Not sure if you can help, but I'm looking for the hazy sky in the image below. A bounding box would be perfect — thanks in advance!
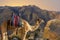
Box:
[0,0,60,11]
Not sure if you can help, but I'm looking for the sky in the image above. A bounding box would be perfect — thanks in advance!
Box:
[0,0,60,11]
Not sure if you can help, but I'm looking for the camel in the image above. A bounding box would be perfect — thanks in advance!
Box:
[10,18,44,40]
[1,19,19,40]
[1,21,8,40]
[43,19,60,40]
[1,18,44,40]
[1,19,17,40]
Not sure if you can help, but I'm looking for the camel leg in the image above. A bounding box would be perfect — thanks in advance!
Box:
[1,25,8,40]
[22,32,27,40]
[2,32,8,40]
[20,28,27,40]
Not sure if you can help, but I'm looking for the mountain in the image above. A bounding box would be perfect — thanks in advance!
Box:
[0,5,60,30]
[0,5,60,40]
[0,5,60,27]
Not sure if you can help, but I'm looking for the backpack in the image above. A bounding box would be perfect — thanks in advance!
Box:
[11,14,14,26]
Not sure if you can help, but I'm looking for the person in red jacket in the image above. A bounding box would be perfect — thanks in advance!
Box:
[14,14,19,27]
[11,13,22,27]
